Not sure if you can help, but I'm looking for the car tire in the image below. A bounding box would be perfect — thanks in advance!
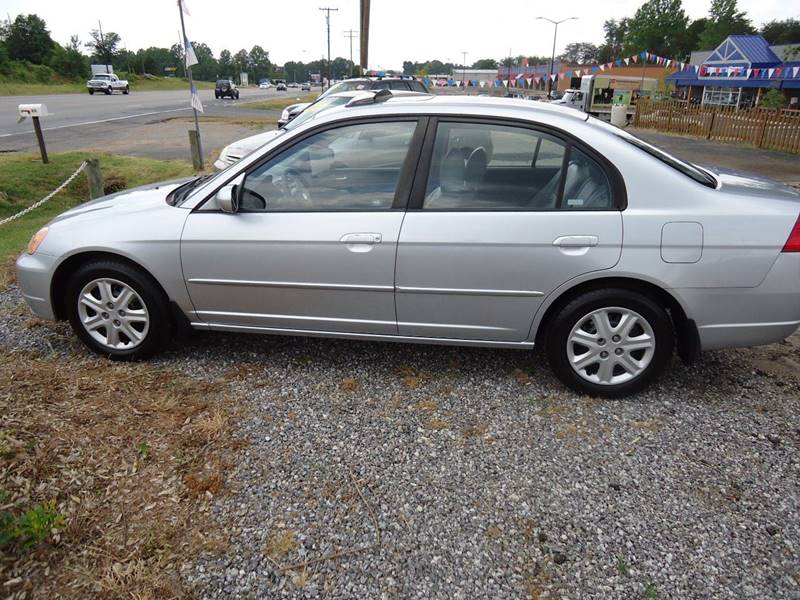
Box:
[215,93,220,99]
[545,288,674,398]
[88,89,94,95]
[234,91,240,99]
[65,260,171,360]
[123,86,129,95]
[105,86,112,95]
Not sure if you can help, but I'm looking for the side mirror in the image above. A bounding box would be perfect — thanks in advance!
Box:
[216,173,244,213]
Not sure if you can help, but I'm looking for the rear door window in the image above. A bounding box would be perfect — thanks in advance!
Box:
[421,121,613,211]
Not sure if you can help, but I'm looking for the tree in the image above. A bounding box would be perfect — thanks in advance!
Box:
[86,29,121,66]
[6,14,54,64]
[623,0,689,58]
[248,45,271,81]
[232,49,249,76]
[471,58,498,70]
[597,18,629,62]
[761,89,785,109]
[48,35,88,78]
[760,19,800,45]
[218,49,232,76]
[559,42,599,64]
[698,0,755,50]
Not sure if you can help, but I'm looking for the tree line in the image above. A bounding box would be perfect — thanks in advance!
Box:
[0,13,358,83]
[405,0,799,76]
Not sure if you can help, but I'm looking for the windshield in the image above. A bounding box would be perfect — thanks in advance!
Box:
[94,74,111,80]
[320,80,371,98]
[589,117,717,188]
[283,95,350,131]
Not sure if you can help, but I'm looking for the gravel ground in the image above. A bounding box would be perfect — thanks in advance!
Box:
[2,285,799,599]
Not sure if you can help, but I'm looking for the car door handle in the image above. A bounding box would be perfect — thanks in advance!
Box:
[340,233,382,245]
[552,235,599,248]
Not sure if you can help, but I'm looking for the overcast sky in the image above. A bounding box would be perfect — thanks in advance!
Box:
[5,0,797,69]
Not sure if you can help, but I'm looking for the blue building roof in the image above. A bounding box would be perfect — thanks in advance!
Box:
[667,35,799,89]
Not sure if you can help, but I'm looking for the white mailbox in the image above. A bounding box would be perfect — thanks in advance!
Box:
[18,103,48,118]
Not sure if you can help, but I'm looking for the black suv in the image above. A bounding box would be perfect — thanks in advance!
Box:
[215,79,240,99]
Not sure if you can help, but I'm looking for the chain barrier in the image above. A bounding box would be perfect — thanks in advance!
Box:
[0,161,88,227]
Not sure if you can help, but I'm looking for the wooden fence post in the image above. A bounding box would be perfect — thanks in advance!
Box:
[757,109,769,149]
[188,130,203,171]
[706,109,716,140]
[85,159,104,199]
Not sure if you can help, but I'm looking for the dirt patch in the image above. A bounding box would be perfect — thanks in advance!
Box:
[0,348,245,598]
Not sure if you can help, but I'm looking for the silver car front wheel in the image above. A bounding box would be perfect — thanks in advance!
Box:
[567,307,655,386]
[77,277,150,350]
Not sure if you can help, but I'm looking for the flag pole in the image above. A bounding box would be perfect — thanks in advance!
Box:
[178,0,203,169]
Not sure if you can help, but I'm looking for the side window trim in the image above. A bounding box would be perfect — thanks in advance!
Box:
[407,115,627,212]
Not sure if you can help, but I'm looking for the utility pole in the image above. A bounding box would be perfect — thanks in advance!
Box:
[98,20,110,73]
[360,0,370,75]
[536,16,577,98]
[319,7,338,90]
[461,51,468,89]
[177,0,203,169]
[344,29,358,78]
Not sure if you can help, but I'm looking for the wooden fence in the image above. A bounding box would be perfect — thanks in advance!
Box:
[633,100,800,154]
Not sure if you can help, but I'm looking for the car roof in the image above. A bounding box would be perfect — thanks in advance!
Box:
[309,94,590,126]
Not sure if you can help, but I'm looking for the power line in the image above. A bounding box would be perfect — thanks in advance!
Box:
[344,29,358,78]
[319,7,338,90]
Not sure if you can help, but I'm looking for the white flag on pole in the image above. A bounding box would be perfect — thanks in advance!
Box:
[190,83,204,113]
[184,36,198,67]
[179,0,191,16]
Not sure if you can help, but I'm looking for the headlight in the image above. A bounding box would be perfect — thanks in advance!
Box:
[27,226,48,254]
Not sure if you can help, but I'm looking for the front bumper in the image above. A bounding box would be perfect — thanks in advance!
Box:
[15,252,58,320]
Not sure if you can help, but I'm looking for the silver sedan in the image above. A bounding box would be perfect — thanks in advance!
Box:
[16,94,800,397]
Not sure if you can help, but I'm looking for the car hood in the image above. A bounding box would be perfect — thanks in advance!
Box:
[226,128,285,155]
[49,178,191,225]
[698,164,800,202]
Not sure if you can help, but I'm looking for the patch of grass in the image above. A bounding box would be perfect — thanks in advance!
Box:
[616,554,628,576]
[426,418,449,430]
[462,422,489,439]
[340,377,360,392]
[642,582,659,599]
[0,152,193,287]
[243,93,319,111]
[415,399,437,412]
[264,528,298,559]
[0,348,243,596]
[1,499,64,549]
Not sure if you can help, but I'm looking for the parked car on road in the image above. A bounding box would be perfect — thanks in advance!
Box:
[17,95,800,397]
[276,82,287,91]
[87,73,129,95]
[215,79,239,99]
[301,82,312,91]
[258,80,272,89]
[289,82,299,88]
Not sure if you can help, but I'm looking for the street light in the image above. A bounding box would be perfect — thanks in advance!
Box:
[536,16,577,98]
[461,51,468,91]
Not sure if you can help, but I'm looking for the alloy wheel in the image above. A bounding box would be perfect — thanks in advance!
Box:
[77,278,150,350]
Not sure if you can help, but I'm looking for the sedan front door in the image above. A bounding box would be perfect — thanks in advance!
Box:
[181,119,423,335]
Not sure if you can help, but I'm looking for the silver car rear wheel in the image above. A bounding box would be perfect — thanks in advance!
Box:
[77,277,150,350]
[566,306,655,386]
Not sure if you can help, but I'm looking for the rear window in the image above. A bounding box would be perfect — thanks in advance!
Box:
[216,80,230,85]
[590,117,716,188]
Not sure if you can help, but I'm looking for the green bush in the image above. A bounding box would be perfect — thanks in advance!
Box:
[761,89,786,109]
[0,497,64,549]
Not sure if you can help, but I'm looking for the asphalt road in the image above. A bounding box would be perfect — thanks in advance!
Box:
[0,86,307,163]
[0,86,287,137]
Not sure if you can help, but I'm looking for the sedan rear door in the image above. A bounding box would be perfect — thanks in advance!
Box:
[395,118,624,342]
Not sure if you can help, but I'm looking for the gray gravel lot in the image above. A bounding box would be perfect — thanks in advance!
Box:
[2,285,799,599]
